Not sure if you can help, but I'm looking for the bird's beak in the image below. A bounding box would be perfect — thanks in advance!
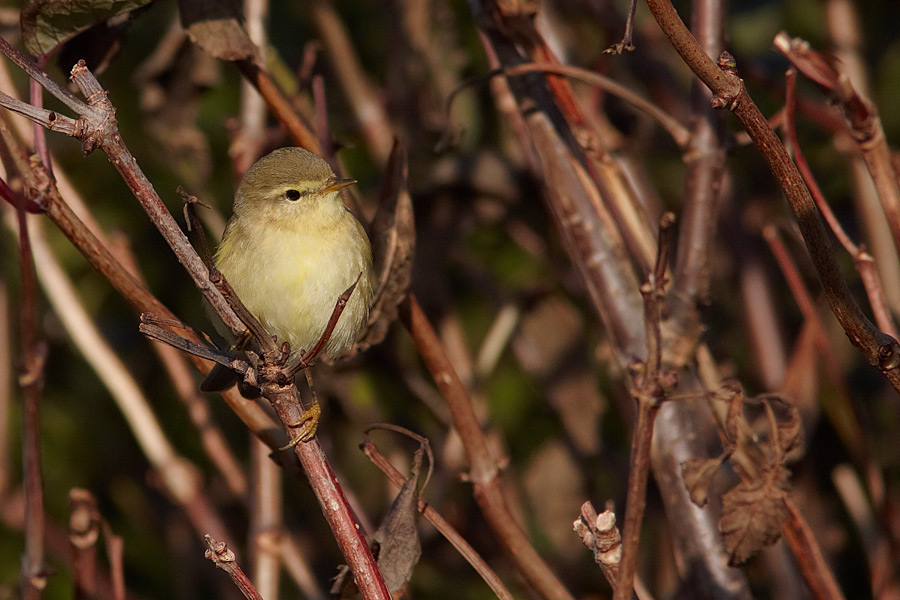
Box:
[321,177,357,194]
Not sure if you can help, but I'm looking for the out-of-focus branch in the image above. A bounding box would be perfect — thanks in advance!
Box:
[615,215,678,600]
[25,214,233,542]
[306,0,394,164]
[478,25,646,363]
[235,59,322,154]
[782,498,846,600]
[1,124,48,600]
[666,0,727,366]
[250,440,281,600]
[762,227,868,473]
[643,1,900,393]
[498,63,690,147]
[400,295,575,600]
[68,488,100,600]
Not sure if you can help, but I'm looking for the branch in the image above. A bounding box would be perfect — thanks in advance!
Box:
[643,0,900,394]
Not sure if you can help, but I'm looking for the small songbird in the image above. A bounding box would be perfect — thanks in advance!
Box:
[202,148,374,434]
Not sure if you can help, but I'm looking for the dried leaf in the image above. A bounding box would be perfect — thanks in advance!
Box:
[720,465,790,565]
[357,139,416,350]
[179,0,256,62]
[681,456,724,508]
[760,393,803,456]
[716,379,743,453]
[371,446,424,593]
[21,0,153,56]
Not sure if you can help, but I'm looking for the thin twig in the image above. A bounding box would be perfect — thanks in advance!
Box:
[10,136,47,600]
[69,488,100,600]
[781,498,846,600]
[442,63,690,148]
[614,214,678,600]
[290,274,360,373]
[783,68,898,339]
[204,535,265,600]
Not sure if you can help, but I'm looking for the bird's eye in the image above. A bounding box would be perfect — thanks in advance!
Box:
[285,189,301,201]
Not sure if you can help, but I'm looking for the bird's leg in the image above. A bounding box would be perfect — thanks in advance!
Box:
[279,369,322,447]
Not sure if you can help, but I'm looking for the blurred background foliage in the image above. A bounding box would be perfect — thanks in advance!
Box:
[0,0,899,598]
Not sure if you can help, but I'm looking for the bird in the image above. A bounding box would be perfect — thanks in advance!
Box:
[202,147,374,439]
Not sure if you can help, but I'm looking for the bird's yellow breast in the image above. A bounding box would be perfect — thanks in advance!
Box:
[215,200,373,358]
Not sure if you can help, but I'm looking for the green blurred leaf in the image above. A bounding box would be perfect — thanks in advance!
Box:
[21,0,154,56]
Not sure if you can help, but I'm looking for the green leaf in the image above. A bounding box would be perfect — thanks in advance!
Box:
[21,0,154,56]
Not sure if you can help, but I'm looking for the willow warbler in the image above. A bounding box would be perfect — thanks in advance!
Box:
[203,147,374,393]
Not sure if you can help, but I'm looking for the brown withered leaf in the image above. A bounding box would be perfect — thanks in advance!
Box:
[179,0,256,62]
[760,393,803,456]
[371,456,423,593]
[21,0,153,56]
[681,456,725,508]
[720,464,790,565]
[334,443,424,597]
[715,379,744,454]
[356,139,416,350]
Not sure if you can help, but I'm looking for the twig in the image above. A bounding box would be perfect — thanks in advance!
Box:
[614,214,678,600]
[668,0,727,366]
[102,524,126,600]
[575,502,623,589]
[139,320,244,370]
[605,0,638,54]
[831,465,895,598]
[10,132,48,600]
[442,63,690,149]
[235,59,321,154]
[69,489,100,600]
[277,537,327,600]
[774,32,900,261]
[204,535,265,600]
[642,0,900,393]
[290,274,360,373]
[306,0,393,163]
[783,68,898,339]
[782,498,846,600]
[761,226,868,470]
[250,437,282,600]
